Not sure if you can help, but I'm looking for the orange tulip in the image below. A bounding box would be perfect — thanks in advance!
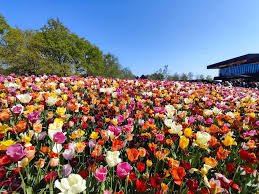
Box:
[13,120,27,133]
[91,144,102,158]
[203,157,218,168]
[112,139,124,151]
[206,124,221,134]
[0,109,10,121]
[148,143,157,152]
[170,167,186,185]
[40,146,49,154]
[33,123,42,133]
[168,158,180,168]
[76,142,86,153]
[216,146,230,160]
[126,148,139,162]
[208,136,220,147]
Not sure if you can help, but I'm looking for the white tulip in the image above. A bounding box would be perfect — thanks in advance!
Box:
[105,151,122,167]
[164,119,173,128]
[16,94,32,103]
[46,96,57,106]
[55,174,86,194]
[196,131,211,146]
[168,122,183,135]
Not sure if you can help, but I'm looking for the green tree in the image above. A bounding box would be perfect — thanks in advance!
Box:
[120,67,135,79]
[102,53,122,78]
[0,15,131,77]
[148,65,168,80]
[206,75,213,81]
[188,72,193,80]
[168,72,180,81]
[180,73,188,81]
[0,27,41,74]
[199,74,205,80]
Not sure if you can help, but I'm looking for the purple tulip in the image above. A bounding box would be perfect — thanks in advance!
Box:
[108,126,122,136]
[53,132,66,144]
[204,118,213,125]
[6,144,26,162]
[62,164,72,177]
[70,157,79,166]
[11,105,24,115]
[38,131,47,141]
[27,112,40,123]
[188,116,195,125]
[62,145,75,160]
[8,87,16,95]
[243,130,257,137]
[31,85,39,92]
[0,75,4,83]
[88,140,96,149]
[127,118,134,125]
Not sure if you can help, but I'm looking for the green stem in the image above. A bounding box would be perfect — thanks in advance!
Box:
[18,169,27,194]
[125,176,128,194]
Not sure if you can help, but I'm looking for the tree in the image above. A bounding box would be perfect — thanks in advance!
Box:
[206,75,213,81]
[180,73,188,81]
[120,67,135,79]
[188,72,193,80]
[0,15,132,77]
[148,65,169,80]
[0,28,41,74]
[102,53,121,78]
[168,72,180,81]
[199,74,205,80]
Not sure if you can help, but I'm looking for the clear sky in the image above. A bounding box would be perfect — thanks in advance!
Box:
[1,0,259,77]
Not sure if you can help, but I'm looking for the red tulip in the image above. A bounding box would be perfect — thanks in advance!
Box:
[44,171,58,184]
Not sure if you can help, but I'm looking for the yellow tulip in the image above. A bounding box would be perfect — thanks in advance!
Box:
[179,136,189,150]
[72,85,78,91]
[184,127,193,138]
[90,132,99,140]
[61,94,68,101]
[0,124,11,134]
[56,107,66,117]
[0,140,15,151]
[146,159,153,167]
[222,134,237,146]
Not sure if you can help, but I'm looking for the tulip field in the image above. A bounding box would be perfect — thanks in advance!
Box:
[0,75,258,194]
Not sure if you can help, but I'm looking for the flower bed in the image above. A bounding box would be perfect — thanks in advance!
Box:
[0,75,258,194]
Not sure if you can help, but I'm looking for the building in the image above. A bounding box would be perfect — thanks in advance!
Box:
[207,54,259,81]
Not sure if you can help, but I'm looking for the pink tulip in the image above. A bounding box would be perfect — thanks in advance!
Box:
[53,132,66,144]
[116,162,132,179]
[155,134,165,142]
[94,167,107,182]
[116,115,124,124]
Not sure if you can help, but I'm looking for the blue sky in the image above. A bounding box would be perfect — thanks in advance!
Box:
[1,0,259,77]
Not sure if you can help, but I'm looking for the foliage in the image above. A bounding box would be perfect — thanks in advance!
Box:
[0,15,134,78]
[148,65,168,80]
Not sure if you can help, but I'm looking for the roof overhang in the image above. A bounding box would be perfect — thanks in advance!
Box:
[207,54,259,69]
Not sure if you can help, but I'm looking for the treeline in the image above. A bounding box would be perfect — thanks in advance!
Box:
[137,65,213,81]
[0,15,135,78]
[0,14,213,81]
